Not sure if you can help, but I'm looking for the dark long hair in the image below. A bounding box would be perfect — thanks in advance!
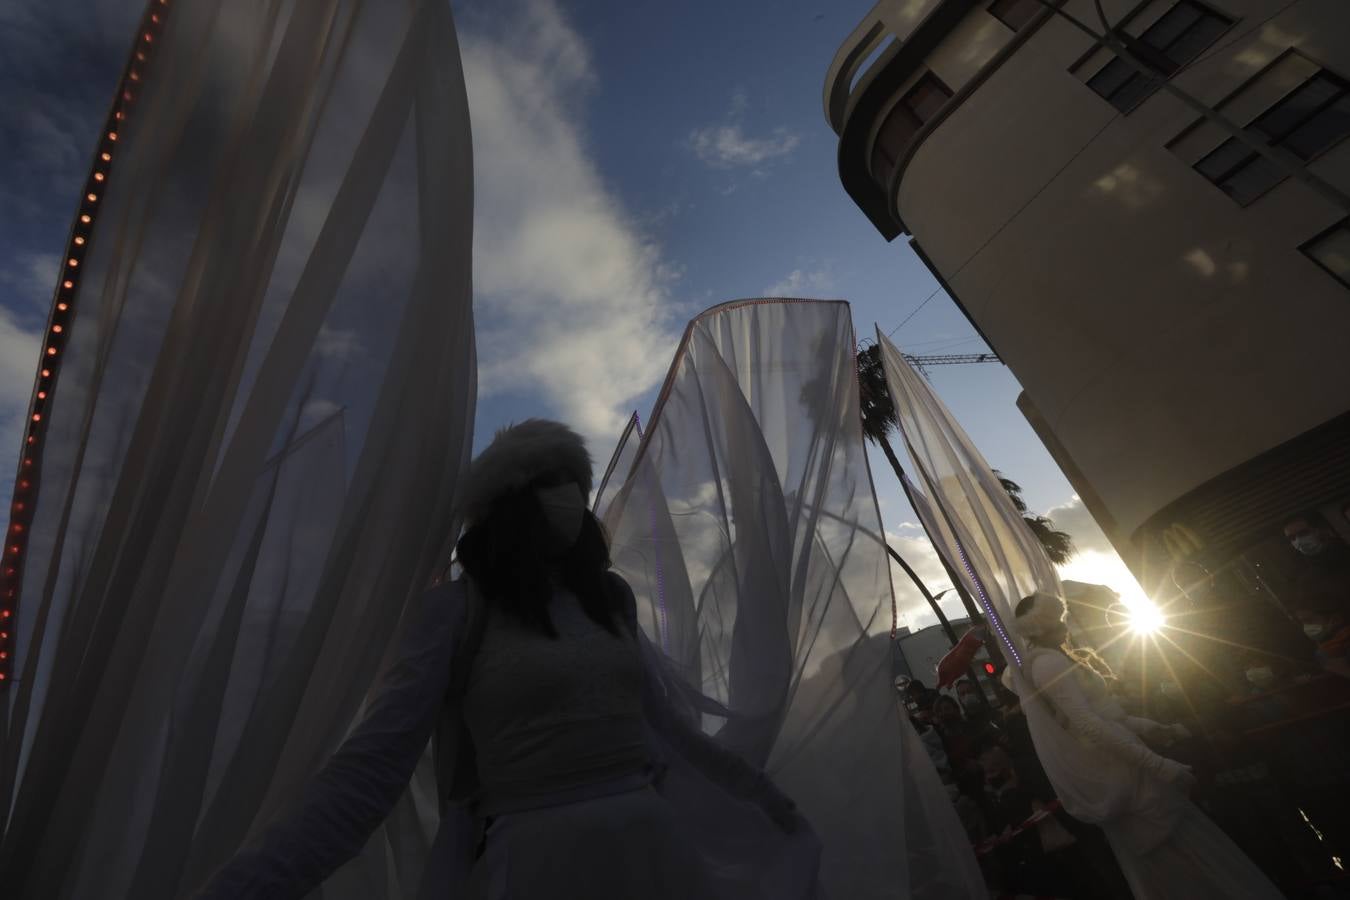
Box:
[455,479,623,637]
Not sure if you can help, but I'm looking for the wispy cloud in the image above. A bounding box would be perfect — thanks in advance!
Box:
[763,267,835,297]
[1043,494,1113,556]
[885,492,1151,634]
[688,90,800,170]
[1044,494,1150,605]
[0,1,136,220]
[885,528,963,632]
[0,305,43,482]
[463,0,680,441]
[0,252,63,313]
[314,326,364,362]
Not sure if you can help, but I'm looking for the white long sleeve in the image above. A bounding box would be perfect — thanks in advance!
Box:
[1029,652,1183,784]
[192,582,466,899]
[1122,715,1174,743]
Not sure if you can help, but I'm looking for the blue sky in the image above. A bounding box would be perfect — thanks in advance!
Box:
[0,0,1144,628]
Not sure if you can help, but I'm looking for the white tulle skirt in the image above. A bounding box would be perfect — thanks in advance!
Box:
[1105,802,1285,900]
[467,786,728,899]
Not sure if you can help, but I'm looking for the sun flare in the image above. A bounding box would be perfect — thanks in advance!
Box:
[1125,599,1166,635]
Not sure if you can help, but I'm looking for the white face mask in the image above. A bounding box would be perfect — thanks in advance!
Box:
[959,694,981,710]
[1304,623,1326,640]
[535,482,586,550]
[1291,534,1326,557]
[1245,666,1275,688]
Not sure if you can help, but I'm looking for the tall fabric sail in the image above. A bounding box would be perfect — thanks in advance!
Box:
[596,300,984,899]
[0,1,476,897]
[876,330,1165,832]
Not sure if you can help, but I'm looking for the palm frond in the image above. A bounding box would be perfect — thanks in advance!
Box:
[1025,515,1075,564]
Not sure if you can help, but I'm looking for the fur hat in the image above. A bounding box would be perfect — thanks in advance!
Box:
[463,419,593,525]
[1012,592,1067,641]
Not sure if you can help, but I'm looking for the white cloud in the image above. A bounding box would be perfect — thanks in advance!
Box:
[689,125,800,169]
[687,91,800,170]
[463,0,679,441]
[1044,494,1150,606]
[728,88,749,117]
[314,326,364,362]
[884,493,1153,634]
[763,267,835,298]
[20,107,84,175]
[885,528,967,633]
[0,252,63,312]
[0,305,44,488]
[1059,549,1147,607]
[1043,494,1114,556]
[297,398,342,432]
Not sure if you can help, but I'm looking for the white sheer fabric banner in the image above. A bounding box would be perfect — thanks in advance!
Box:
[0,2,475,897]
[876,331,1160,829]
[596,300,983,899]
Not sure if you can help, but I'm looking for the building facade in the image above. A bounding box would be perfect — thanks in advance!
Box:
[827,0,1350,593]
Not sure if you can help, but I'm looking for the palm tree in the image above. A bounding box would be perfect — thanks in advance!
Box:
[994,473,1075,564]
[857,342,911,490]
[856,341,1075,596]
[856,342,977,637]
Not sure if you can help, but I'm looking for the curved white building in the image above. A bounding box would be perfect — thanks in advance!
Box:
[827,0,1350,586]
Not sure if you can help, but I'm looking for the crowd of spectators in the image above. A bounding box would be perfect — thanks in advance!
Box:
[900,505,1350,898]
[902,676,1131,899]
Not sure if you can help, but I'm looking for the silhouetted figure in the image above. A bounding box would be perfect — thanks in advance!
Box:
[196,421,807,899]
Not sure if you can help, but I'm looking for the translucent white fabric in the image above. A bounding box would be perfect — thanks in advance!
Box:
[595,300,984,899]
[875,333,1283,898]
[0,2,475,897]
[876,332,1162,825]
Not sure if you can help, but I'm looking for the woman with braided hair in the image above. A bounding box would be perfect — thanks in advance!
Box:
[1010,592,1282,900]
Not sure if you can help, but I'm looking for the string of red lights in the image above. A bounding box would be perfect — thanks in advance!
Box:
[0,0,172,687]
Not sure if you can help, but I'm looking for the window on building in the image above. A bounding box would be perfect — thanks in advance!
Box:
[989,0,1042,32]
[1085,0,1232,113]
[870,73,953,186]
[1303,219,1350,289]
[1195,69,1350,204]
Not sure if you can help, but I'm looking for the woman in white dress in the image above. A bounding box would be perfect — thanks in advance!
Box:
[1011,592,1285,900]
[195,420,812,899]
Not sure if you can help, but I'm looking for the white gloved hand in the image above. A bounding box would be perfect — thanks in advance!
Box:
[1160,759,1196,793]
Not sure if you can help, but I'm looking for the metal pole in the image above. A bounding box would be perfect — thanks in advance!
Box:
[887,543,961,645]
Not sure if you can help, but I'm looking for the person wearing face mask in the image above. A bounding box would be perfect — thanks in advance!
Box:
[196,420,812,900]
[975,737,1124,900]
[932,694,1001,776]
[955,678,992,726]
[1292,601,1350,677]
[1282,511,1350,615]
[1244,662,1277,692]
[1226,650,1301,734]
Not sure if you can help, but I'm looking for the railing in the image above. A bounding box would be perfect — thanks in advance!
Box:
[822,0,941,133]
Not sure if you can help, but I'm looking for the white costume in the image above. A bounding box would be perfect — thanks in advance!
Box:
[876,336,1288,900]
[1016,596,1284,900]
[194,421,818,899]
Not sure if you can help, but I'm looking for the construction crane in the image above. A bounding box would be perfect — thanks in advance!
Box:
[857,339,1002,376]
[903,352,1001,377]
[904,352,1000,367]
